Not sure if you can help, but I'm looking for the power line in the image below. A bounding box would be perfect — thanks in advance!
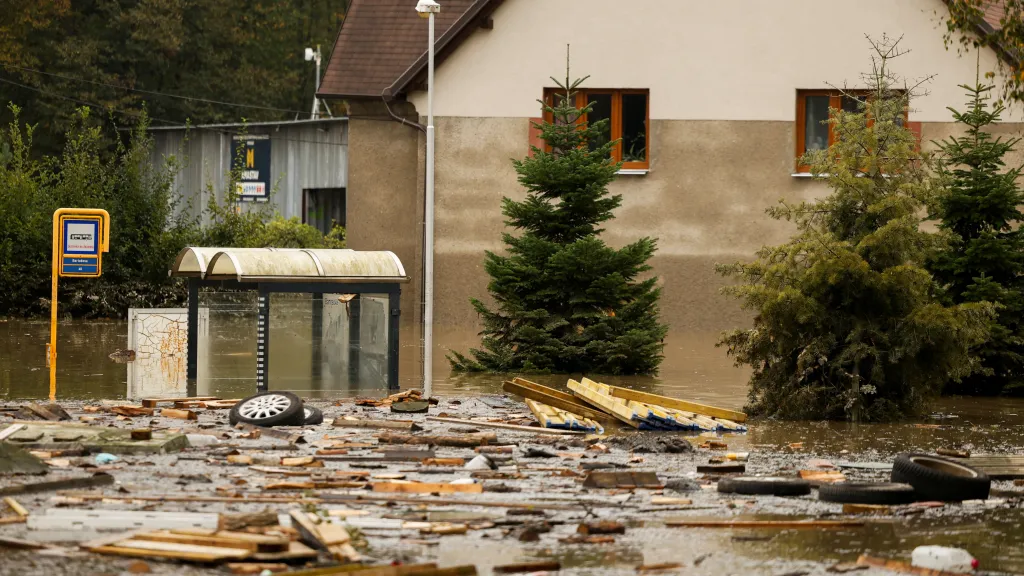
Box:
[2,63,315,116]
[0,74,353,149]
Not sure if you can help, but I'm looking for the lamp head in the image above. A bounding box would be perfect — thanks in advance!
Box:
[416,0,440,17]
[304,47,315,61]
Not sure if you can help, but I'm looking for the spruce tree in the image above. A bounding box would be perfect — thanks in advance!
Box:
[929,81,1024,395]
[717,38,993,421]
[449,68,667,375]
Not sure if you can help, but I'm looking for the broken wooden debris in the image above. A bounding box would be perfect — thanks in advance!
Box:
[141,396,220,409]
[842,504,892,515]
[3,497,28,518]
[936,448,970,458]
[0,423,25,441]
[288,510,360,563]
[391,401,430,414]
[427,416,586,436]
[583,471,662,489]
[799,470,847,484]
[955,455,1024,480]
[160,408,197,420]
[493,561,561,573]
[353,389,424,408]
[111,406,155,417]
[130,428,153,441]
[378,432,499,447]
[233,423,305,444]
[0,535,51,550]
[577,520,626,535]
[332,417,423,432]
[372,481,483,494]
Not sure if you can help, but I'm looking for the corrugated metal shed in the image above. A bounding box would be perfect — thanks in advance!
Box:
[149,118,348,226]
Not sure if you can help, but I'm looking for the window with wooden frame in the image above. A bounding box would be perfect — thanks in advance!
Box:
[543,88,650,171]
[795,89,908,173]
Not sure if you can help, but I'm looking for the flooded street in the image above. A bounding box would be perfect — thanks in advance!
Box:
[3,318,1024,573]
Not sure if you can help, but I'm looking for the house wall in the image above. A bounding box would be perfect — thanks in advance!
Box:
[344,104,425,327]
[408,0,1017,122]
[388,0,1024,339]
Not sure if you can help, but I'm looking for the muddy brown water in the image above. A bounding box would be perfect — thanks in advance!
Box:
[3,319,1024,573]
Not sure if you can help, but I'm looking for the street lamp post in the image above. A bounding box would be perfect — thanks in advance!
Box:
[304,46,322,119]
[416,0,440,398]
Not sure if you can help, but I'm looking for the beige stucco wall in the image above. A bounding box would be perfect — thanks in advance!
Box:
[409,0,1019,123]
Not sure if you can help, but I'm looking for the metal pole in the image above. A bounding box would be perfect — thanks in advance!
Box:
[423,12,435,398]
[312,46,321,119]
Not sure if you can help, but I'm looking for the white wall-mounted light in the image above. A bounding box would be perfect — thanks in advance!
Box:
[304,47,316,62]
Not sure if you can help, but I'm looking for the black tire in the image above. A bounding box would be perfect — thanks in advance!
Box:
[818,482,917,505]
[890,453,990,502]
[229,392,305,427]
[303,406,324,426]
[717,476,811,496]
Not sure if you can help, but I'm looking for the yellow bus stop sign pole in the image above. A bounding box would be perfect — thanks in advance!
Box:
[49,208,110,401]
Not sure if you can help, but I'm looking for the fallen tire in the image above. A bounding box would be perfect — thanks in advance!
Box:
[229,392,305,427]
[818,482,917,505]
[890,453,990,502]
[303,406,324,426]
[717,476,811,496]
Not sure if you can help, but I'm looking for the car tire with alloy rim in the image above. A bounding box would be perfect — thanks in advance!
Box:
[229,392,305,427]
[303,406,324,426]
[890,453,990,502]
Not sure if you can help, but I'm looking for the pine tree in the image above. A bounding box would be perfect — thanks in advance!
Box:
[449,67,667,375]
[929,80,1024,395]
[717,38,993,421]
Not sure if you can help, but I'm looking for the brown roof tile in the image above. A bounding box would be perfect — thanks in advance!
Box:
[319,0,478,98]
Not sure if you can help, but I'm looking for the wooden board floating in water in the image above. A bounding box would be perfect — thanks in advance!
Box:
[959,455,1024,480]
[604,385,747,423]
[525,399,602,433]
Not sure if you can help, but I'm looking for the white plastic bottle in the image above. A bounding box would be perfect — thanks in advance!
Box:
[911,546,978,572]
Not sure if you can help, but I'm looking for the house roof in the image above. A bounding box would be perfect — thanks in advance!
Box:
[318,0,502,99]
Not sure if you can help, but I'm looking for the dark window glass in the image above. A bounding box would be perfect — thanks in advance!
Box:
[804,95,831,153]
[841,95,860,114]
[587,93,612,154]
[305,188,346,235]
[621,93,647,162]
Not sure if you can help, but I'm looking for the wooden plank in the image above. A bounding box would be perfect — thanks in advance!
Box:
[0,423,24,441]
[959,455,1024,480]
[665,520,864,528]
[169,530,289,552]
[0,535,51,550]
[3,497,27,517]
[92,538,252,559]
[132,531,262,552]
[332,418,422,432]
[425,416,585,436]
[141,396,220,409]
[160,408,197,420]
[377,432,498,448]
[566,379,639,428]
[503,379,615,423]
[372,482,483,494]
[525,399,601,433]
[603,384,747,423]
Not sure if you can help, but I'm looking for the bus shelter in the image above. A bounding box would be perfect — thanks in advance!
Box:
[170,247,407,394]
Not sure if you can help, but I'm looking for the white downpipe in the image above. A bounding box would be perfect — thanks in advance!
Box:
[423,12,436,398]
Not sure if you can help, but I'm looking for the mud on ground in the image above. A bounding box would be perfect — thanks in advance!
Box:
[0,395,1022,576]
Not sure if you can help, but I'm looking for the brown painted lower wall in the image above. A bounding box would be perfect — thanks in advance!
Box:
[345,114,425,325]
[346,114,1024,354]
